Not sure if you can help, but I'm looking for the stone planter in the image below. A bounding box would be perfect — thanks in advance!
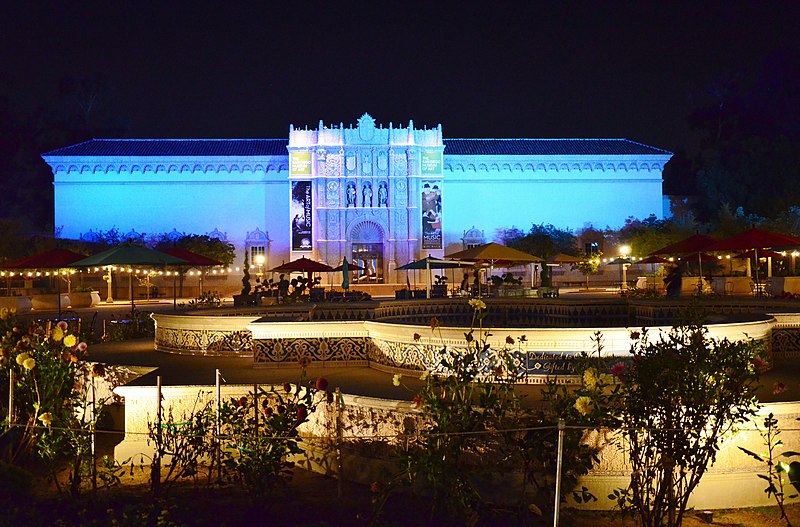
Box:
[0,296,33,314]
[31,293,71,311]
[69,291,101,308]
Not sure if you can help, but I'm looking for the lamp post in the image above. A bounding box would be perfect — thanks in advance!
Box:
[619,245,631,290]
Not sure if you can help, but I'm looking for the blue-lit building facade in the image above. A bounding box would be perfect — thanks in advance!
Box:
[43,113,672,285]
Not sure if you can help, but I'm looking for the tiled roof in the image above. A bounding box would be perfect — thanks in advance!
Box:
[43,139,289,157]
[443,139,672,156]
[43,137,671,157]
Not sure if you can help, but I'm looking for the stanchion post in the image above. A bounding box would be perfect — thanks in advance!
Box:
[335,386,343,500]
[7,370,14,431]
[253,383,259,438]
[553,419,566,527]
[91,377,97,492]
[215,369,222,484]
[152,375,162,496]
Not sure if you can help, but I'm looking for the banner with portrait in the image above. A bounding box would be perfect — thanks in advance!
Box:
[291,181,312,251]
[421,180,442,249]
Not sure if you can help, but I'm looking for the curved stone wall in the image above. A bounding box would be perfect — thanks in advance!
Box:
[113,381,800,511]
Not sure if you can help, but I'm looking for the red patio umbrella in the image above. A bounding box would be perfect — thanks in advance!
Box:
[704,228,800,284]
[269,256,334,285]
[161,247,223,266]
[3,248,88,269]
[3,248,89,318]
[734,249,784,260]
[651,234,719,286]
[161,247,224,308]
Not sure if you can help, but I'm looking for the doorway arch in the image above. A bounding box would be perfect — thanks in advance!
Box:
[350,221,385,284]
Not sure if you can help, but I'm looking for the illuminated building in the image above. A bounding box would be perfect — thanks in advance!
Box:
[43,113,671,284]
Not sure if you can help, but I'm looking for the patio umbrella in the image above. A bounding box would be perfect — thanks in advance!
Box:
[269,256,334,286]
[340,258,350,290]
[396,256,473,299]
[161,247,224,309]
[71,244,189,312]
[704,228,800,284]
[635,255,671,265]
[651,234,718,290]
[3,248,88,318]
[447,242,543,291]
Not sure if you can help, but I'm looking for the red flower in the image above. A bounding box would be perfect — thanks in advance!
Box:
[773,382,788,395]
[297,405,308,422]
[326,390,334,404]
[519,335,527,342]
[430,317,440,331]
[283,382,291,393]
[316,377,329,391]
[265,406,274,416]
[610,362,626,378]
[412,395,422,409]
[413,333,421,341]
[238,396,247,407]
[505,336,515,345]
[277,405,286,415]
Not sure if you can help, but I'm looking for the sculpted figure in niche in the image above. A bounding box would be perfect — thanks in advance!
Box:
[362,183,373,207]
[346,182,357,207]
[378,182,388,207]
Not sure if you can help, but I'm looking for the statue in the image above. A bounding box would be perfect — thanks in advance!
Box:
[346,182,357,207]
[378,182,388,207]
[362,183,373,207]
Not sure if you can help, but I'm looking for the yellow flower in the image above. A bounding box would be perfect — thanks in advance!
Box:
[16,352,29,365]
[22,357,36,370]
[583,369,598,390]
[419,370,430,381]
[38,412,53,427]
[574,396,594,416]
[51,327,64,342]
[63,334,77,348]
[468,299,487,311]
[392,374,402,387]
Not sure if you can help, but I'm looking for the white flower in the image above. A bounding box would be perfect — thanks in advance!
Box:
[392,374,402,387]
[38,412,53,427]
[468,299,487,311]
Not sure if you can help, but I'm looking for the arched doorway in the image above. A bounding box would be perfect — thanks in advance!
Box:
[350,221,384,284]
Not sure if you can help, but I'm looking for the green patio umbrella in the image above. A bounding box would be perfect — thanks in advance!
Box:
[71,244,189,312]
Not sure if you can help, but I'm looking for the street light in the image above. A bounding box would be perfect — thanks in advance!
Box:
[619,245,631,290]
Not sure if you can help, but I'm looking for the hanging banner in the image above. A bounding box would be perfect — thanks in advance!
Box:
[421,151,442,175]
[290,152,312,175]
[421,180,442,249]
[291,181,312,251]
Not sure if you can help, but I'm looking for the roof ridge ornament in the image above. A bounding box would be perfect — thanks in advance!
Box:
[358,113,376,141]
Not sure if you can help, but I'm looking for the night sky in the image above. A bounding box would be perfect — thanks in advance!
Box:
[2,2,798,153]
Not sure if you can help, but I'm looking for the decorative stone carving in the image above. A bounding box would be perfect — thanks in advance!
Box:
[377,152,388,173]
[357,113,376,142]
[362,152,372,174]
[326,180,339,207]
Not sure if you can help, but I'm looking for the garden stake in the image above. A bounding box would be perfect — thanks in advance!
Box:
[91,376,97,492]
[553,419,565,527]
[215,369,222,484]
[336,386,343,499]
[153,375,162,496]
[253,383,259,437]
[7,369,13,432]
